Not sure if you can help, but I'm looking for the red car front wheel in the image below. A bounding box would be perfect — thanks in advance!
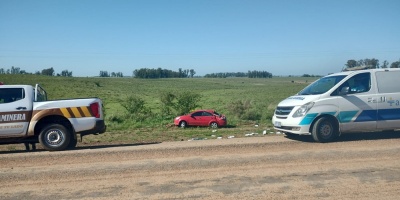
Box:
[179,121,187,128]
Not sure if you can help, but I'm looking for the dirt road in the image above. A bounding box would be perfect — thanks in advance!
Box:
[1,133,400,200]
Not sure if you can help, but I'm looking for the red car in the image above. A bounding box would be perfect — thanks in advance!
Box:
[174,110,227,128]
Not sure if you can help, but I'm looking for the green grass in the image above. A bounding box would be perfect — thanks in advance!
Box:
[0,74,317,144]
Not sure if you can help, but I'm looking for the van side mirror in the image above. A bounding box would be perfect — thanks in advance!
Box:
[339,86,350,95]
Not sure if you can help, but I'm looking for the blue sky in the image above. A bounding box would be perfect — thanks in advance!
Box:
[1,0,399,77]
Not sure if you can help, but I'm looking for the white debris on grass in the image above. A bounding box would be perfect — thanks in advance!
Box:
[245,133,258,137]
[212,130,217,133]
[228,136,235,139]
[217,137,223,139]
[263,130,267,135]
[188,137,209,141]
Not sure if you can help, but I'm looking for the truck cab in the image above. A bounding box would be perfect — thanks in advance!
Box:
[272,68,400,142]
[0,84,106,150]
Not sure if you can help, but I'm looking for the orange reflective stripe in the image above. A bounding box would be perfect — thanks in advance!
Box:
[80,106,92,117]
[70,107,82,118]
[60,108,72,118]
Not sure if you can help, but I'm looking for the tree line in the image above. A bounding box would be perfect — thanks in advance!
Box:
[2,58,400,78]
[0,66,73,77]
[204,70,272,78]
[99,71,124,77]
[132,68,196,78]
[344,58,400,70]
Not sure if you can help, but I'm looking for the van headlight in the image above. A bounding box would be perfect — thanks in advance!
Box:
[292,102,314,118]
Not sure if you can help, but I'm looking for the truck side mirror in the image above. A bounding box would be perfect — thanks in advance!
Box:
[339,86,350,95]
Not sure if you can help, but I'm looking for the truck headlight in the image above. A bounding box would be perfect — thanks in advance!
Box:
[292,102,314,118]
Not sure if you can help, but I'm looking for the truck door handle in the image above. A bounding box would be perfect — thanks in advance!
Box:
[16,107,27,110]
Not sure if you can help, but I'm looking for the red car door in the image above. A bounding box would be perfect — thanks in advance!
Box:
[201,111,215,126]
[190,111,203,126]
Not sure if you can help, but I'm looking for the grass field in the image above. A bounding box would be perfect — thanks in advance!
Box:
[0,74,317,145]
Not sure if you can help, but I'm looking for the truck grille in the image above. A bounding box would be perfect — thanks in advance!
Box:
[275,106,294,116]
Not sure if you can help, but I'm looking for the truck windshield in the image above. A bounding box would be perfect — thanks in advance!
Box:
[298,75,347,95]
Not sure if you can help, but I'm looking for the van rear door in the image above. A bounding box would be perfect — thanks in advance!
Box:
[375,70,400,130]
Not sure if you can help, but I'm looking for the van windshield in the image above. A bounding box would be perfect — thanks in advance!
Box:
[298,75,347,95]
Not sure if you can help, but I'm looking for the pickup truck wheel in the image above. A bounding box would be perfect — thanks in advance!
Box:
[311,117,338,143]
[39,124,71,151]
[68,137,78,149]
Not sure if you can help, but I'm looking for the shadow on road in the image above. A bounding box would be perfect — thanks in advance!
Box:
[284,130,400,143]
[0,142,161,154]
[73,141,161,150]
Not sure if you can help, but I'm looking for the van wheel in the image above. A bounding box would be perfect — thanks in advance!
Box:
[39,124,71,151]
[312,117,338,143]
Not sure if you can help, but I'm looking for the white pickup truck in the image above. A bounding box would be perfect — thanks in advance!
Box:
[0,83,106,151]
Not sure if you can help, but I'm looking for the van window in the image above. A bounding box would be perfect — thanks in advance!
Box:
[335,72,371,95]
[0,88,25,104]
[376,71,400,93]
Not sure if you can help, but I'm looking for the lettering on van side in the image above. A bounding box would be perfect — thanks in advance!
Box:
[387,97,400,106]
[287,96,305,100]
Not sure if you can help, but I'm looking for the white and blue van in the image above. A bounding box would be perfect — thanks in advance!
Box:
[272,68,400,142]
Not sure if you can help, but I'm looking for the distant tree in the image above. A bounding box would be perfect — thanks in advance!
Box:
[364,58,379,69]
[183,69,190,78]
[390,61,400,68]
[61,70,73,77]
[357,59,365,67]
[99,71,110,77]
[189,69,196,78]
[345,60,357,68]
[35,71,41,75]
[381,60,389,68]
[10,66,20,74]
[41,67,55,76]
[19,70,29,74]
[178,68,183,78]
[0,68,4,74]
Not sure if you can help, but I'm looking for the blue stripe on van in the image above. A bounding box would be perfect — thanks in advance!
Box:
[354,110,377,122]
[378,108,400,120]
[299,113,318,125]
[338,111,358,123]
[296,108,400,126]
[321,112,337,116]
